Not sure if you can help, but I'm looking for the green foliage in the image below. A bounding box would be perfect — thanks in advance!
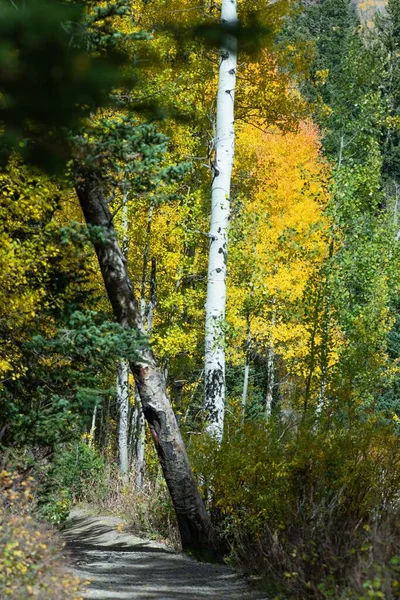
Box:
[39,441,105,524]
[188,415,400,598]
[0,0,141,170]
[0,469,84,598]
[86,463,180,546]
[1,308,142,448]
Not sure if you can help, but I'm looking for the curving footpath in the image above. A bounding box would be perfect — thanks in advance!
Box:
[63,508,267,600]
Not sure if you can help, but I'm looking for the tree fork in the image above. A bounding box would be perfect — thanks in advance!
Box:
[75,174,216,554]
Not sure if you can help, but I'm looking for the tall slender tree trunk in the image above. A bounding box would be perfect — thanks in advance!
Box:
[117,360,130,480]
[89,402,97,448]
[76,175,216,554]
[134,400,146,489]
[265,303,276,418]
[316,237,334,417]
[134,205,156,489]
[265,346,275,419]
[241,321,251,425]
[204,0,238,441]
[117,188,131,480]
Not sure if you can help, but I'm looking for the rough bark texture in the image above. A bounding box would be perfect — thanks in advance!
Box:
[117,191,131,479]
[134,398,146,489]
[89,403,97,448]
[204,0,238,441]
[117,359,130,479]
[76,175,215,554]
[241,326,251,425]
[265,346,275,419]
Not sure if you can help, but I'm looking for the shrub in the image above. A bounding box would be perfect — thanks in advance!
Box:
[38,440,105,524]
[188,412,400,599]
[85,463,181,548]
[0,469,85,599]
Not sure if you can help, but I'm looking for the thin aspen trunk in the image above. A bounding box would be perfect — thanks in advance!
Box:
[89,403,97,448]
[265,346,275,418]
[316,237,334,417]
[316,297,331,417]
[134,207,155,489]
[265,304,276,418]
[117,188,130,479]
[76,176,216,553]
[128,398,136,464]
[147,257,156,332]
[117,360,130,480]
[241,323,251,425]
[136,256,156,488]
[135,400,146,489]
[98,399,105,452]
[304,288,322,412]
[140,203,154,321]
[204,0,238,441]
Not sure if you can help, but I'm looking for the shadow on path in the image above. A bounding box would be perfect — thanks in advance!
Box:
[63,508,267,600]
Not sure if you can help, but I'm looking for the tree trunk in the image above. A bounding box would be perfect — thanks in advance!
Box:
[204,0,238,441]
[265,346,275,419]
[241,323,251,425]
[117,188,130,479]
[134,213,156,490]
[76,175,215,554]
[89,402,97,448]
[135,398,146,489]
[117,359,130,480]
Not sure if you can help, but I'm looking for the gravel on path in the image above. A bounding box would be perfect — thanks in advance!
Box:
[63,507,267,600]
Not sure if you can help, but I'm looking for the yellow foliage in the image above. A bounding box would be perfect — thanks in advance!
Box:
[0,470,85,599]
[228,121,332,377]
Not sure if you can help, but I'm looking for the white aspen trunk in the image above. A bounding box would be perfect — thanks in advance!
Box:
[117,189,130,480]
[265,346,275,419]
[135,398,146,489]
[134,204,155,489]
[88,403,97,448]
[117,360,130,479]
[204,0,238,441]
[241,324,251,425]
[140,203,154,321]
[147,257,156,333]
[316,298,331,418]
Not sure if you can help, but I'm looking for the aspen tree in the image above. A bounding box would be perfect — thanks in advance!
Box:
[204,0,238,441]
[116,189,130,480]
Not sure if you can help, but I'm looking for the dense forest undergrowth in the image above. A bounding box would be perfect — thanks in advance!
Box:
[2,0,400,598]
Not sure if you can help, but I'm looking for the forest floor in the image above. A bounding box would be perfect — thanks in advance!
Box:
[63,507,267,600]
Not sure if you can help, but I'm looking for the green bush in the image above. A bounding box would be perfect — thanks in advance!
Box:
[39,441,105,524]
[188,412,400,599]
[0,469,85,599]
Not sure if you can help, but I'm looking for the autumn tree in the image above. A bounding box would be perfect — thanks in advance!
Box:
[203,0,238,441]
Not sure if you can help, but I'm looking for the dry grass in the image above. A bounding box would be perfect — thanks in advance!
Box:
[83,463,181,550]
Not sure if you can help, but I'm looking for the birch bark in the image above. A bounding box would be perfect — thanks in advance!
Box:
[265,346,275,418]
[117,189,130,480]
[134,207,156,489]
[241,323,251,425]
[117,360,130,479]
[204,0,238,441]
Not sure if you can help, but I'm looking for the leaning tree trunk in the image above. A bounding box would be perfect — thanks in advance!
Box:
[204,0,238,441]
[76,175,215,554]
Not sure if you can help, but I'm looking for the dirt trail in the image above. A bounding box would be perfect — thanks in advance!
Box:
[63,508,267,600]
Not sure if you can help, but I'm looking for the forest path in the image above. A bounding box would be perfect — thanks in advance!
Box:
[63,507,267,600]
